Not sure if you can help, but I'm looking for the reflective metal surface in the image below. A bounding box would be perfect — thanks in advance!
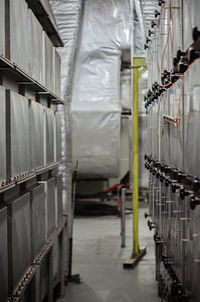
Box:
[27,10,43,84]
[30,100,45,170]
[7,193,30,293]
[45,108,55,166]
[42,32,54,91]
[55,112,62,163]
[39,178,56,239]
[0,207,8,302]
[10,91,30,178]
[0,86,6,185]
[56,174,63,226]
[53,48,61,98]
[145,0,200,300]
[10,0,28,72]
[29,184,46,260]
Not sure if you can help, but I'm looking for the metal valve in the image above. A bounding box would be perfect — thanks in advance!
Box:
[190,195,200,210]
[160,173,165,183]
[165,176,171,187]
[192,26,200,42]
[151,21,156,28]
[148,29,153,36]
[158,0,165,6]
[171,181,180,193]
[155,10,160,18]
[193,177,200,192]
[147,220,155,231]
[179,186,190,200]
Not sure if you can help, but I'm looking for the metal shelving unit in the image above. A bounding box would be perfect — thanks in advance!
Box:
[0,1,67,301]
[25,0,64,47]
[7,216,67,302]
[0,55,64,105]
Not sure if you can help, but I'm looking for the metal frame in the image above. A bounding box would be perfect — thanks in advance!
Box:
[0,55,64,105]
[25,0,63,47]
[7,216,67,302]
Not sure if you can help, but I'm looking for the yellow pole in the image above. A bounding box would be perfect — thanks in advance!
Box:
[132,57,146,258]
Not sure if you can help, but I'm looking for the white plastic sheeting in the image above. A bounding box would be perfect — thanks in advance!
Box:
[134,0,145,57]
[50,0,83,98]
[72,49,121,179]
[71,0,133,179]
[120,69,131,110]
[81,0,131,52]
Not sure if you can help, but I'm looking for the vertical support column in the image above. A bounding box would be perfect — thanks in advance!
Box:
[124,57,147,269]
[132,62,139,257]
[121,188,126,248]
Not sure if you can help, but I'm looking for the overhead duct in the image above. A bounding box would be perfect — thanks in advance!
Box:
[71,0,132,179]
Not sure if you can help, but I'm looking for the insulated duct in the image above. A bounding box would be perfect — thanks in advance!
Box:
[72,0,132,179]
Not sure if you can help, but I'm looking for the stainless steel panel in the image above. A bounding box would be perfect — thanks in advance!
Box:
[184,62,200,177]
[10,0,28,72]
[55,112,62,162]
[10,91,30,177]
[53,238,60,286]
[0,0,5,56]
[29,184,46,260]
[27,10,43,84]
[30,101,45,170]
[56,174,63,226]
[45,108,55,165]
[0,207,8,302]
[53,48,61,98]
[42,32,54,91]
[41,0,58,31]
[0,86,6,185]
[7,193,30,293]
[183,0,200,50]
[39,178,56,238]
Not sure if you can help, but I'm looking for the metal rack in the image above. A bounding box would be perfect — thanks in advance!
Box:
[0,1,67,301]
[0,55,64,105]
[143,0,200,301]
[25,0,64,47]
[7,216,67,302]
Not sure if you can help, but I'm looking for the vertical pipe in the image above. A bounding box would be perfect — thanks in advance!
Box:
[132,62,139,257]
[121,188,126,248]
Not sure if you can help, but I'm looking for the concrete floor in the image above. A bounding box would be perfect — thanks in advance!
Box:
[58,205,160,302]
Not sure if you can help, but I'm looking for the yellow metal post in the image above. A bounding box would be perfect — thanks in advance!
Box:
[124,57,147,268]
[132,64,139,256]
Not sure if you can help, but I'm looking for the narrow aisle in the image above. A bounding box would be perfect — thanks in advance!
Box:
[58,205,160,302]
